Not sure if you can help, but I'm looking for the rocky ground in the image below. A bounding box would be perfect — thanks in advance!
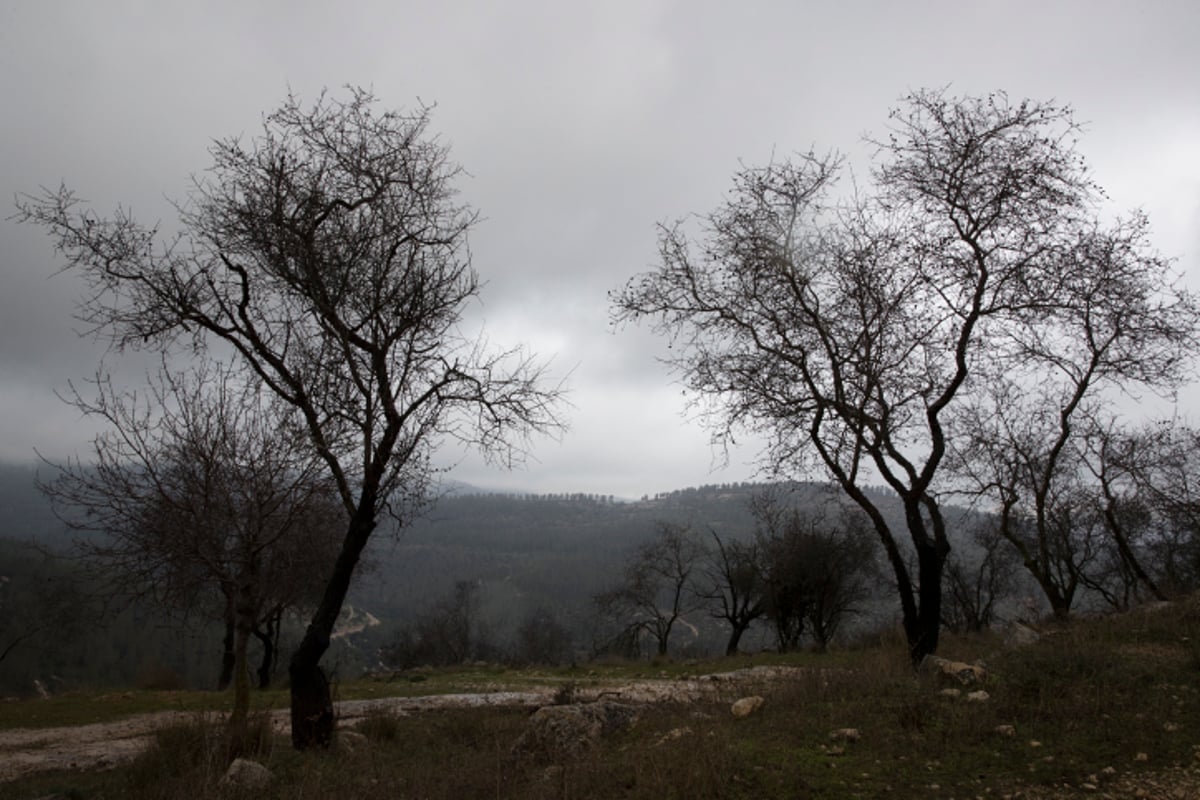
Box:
[4,663,1199,798]
[0,665,803,783]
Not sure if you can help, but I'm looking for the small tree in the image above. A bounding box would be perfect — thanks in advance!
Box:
[1094,420,1200,596]
[18,89,565,747]
[940,520,1018,633]
[614,89,1197,664]
[950,391,1105,618]
[757,506,872,652]
[39,363,340,744]
[0,543,88,673]
[513,606,573,666]
[595,521,704,657]
[698,530,767,655]
[381,579,499,669]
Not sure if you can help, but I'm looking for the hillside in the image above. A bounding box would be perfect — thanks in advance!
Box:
[1,464,962,693]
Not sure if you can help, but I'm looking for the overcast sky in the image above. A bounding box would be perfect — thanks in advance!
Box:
[2,1,1198,499]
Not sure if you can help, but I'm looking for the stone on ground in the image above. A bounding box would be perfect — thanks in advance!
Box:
[219,758,272,791]
[513,701,640,757]
[731,696,765,718]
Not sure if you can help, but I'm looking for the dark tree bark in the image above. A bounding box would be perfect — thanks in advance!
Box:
[253,607,282,689]
[288,510,375,747]
[217,598,235,691]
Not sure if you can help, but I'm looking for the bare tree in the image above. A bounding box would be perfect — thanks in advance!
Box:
[613,89,1197,664]
[698,530,767,655]
[940,519,1018,633]
[380,579,496,669]
[595,521,704,658]
[756,504,872,652]
[17,89,565,747]
[39,363,341,745]
[512,606,573,666]
[1077,420,1166,606]
[946,180,1195,615]
[0,543,87,671]
[950,391,1108,618]
[1094,420,1200,596]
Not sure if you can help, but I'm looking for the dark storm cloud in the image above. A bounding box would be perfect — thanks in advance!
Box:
[2,0,1197,497]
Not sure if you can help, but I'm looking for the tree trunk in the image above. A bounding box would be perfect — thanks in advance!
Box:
[217,596,235,691]
[911,543,946,666]
[1050,598,1072,621]
[227,568,258,757]
[253,610,280,689]
[228,618,253,754]
[1031,571,1073,620]
[1102,500,1168,602]
[289,510,376,749]
[873,525,922,665]
[724,624,746,656]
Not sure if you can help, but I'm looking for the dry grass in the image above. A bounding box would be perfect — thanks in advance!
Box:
[7,597,1200,798]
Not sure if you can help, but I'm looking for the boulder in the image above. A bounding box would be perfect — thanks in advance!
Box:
[219,758,273,791]
[731,696,765,718]
[514,701,640,758]
[1004,622,1041,647]
[921,655,987,686]
[966,690,990,703]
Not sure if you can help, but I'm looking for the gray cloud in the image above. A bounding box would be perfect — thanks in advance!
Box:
[2,0,1197,497]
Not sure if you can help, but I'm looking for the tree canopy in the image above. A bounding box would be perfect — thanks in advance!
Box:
[614,89,1198,663]
[18,88,566,747]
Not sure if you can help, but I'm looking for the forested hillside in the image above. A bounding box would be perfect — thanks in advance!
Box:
[353,483,858,661]
[4,466,917,693]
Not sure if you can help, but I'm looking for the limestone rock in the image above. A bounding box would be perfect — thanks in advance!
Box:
[921,655,988,686]
[966,690,990,703]
[829,728,861,742]
[1004,622,1041,647]
[655,726,693,746]
[731,696,765,718]
[514,701,639,757]
[219,758,273,791]
[938,688,962,699]
[994,724,1016,737]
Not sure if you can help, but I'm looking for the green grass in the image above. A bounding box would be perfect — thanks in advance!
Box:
[6,598,1200,798]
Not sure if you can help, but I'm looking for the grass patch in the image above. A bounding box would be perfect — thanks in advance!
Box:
[5,598,1200,798]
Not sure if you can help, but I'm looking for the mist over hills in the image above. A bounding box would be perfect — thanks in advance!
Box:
[1,461,943,694]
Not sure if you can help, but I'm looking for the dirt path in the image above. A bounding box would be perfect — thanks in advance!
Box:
[0,666,800,783]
